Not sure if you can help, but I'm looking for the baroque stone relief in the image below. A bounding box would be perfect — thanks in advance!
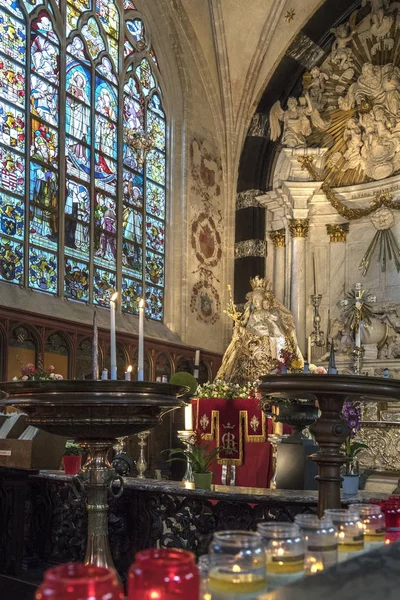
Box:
[189,268,221,325]
[191,212,222,268]
[269,0,400,187]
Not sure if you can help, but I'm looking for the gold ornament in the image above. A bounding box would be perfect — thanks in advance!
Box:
[298,156,400,221]
[288,219,309,238]
[269,229,286,247]
[284,8,295,23]
[326,223,349,242]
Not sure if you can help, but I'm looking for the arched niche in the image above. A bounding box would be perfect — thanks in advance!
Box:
[44,332,72,379]
[103,344,130,380]
[7,325,39,380]
[154,351,173,381]
[175,355,194,375]
[76,337,103,380]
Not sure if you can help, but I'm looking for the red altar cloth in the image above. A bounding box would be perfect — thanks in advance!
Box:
[192,397,274,488]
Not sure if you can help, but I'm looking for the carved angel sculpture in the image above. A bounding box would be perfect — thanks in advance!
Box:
[330,24,355,70]
[269,94,328,148]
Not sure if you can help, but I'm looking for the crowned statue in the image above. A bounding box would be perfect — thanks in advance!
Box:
[217,277,303,384]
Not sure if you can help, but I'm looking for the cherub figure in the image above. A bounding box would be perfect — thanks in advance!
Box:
[330,24,355,70]
[308,66,329,110]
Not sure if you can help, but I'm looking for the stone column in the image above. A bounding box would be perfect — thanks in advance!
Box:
[269,229,286,303]
[289,219,309,355]
[326,223,349,311]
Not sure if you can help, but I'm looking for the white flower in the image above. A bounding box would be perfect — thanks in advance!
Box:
[21,375,28,381]
[55,374,64,380]
[49,373,56,379]
[309,364,317,373]
[12,376,18,381]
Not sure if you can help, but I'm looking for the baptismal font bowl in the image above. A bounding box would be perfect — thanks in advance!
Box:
[0,380,188,573]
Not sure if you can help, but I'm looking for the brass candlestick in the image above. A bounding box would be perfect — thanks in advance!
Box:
[136,430,151,479]
[268,434,289,489]
[310,294,325,347]
[353,346,365,375]
[177,430,196,482]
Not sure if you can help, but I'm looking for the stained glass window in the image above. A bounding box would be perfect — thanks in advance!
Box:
[0,0,166,322]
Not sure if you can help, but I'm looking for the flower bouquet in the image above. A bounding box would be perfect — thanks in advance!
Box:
[341,401,368,494]
[13,363,64,381]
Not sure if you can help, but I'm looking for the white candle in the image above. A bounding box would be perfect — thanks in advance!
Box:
[92,310,99,380]
[194,349,200,379]
[307,336,312,363]
[138,298,145,381]
[313,254,318,296]
[125,365,132,381]
[101,368,108,380]
[185,404,193,431]
[110,292,118,380]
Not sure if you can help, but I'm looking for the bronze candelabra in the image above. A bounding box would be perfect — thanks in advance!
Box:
[0,380,187,573]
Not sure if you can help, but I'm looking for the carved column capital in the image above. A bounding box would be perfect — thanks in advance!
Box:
[288,219,309,238]
[326,223,349,243]
[269,229,286,248]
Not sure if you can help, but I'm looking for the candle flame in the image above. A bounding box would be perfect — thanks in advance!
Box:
[111,292,118,302]
[232,565,241,573]
[310,561,324,574]
[127,365,133,373]
[139,298,145,308]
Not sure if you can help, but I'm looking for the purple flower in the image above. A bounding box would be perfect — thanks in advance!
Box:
[342,401,361,438]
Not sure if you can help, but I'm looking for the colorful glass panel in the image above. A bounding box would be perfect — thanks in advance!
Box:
[146,149,165,185]
[97,57,117,84]
[0,0,165,319]
[66,38,90,63]
[0,57,25,106]
[23,0,44,13]
[29,247,57,293]
[95,79,117,122]
[0,100,25,152]
[121,276,142,314]
[94,153,116,193]
[96,0,119,39]
[145,285,163,320]
[66,3,81,36]
[65,180,90,256]
[122,238,142,276]
[94,192,117,266]
[0,12,25,63]
[146,181,165,220]
[64,257,89,301]
[123,0,137,10]
[146,250,164,286]
[82,18,105,59]
[0,235,23,283]
[3,0,23,19]
[0,193,24,239]
[124,38,134,58]
[31,119,58,167]
[93,267,116,307]
[123,170,143,207]
[0,147,24,195]
[126,19,146,48]
[147,110,165,151]
[66,137,91,181]
[146,215,164,253]
[136,59,155,96]
[123,205,142,244]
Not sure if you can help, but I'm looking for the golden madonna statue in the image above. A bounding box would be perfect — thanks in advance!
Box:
[217,276,303,384]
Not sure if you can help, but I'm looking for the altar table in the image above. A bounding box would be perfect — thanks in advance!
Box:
[192,397,274,487]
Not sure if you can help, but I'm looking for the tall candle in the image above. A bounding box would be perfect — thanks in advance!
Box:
[185,404,193,431]
[92,310,99,381]
[125,365,132,381]
[110,292,118,380]
[138,298,145,382]
[307,336,312,363]
[101,368,108,380]
[194,349,200,379]
[313,254,318,296]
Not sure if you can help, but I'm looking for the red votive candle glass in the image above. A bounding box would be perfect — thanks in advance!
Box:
[128,548,200,600]
[381,500,400,543]
[35,563,124,600]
